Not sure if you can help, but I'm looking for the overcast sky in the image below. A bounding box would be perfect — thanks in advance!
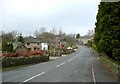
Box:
[0,0,100,36]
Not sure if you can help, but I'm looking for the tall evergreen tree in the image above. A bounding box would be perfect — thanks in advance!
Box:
[76,33,80,40]
[94,2,120,59]
[18,33,24,43]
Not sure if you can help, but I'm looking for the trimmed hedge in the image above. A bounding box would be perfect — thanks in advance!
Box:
[2,55,49,68]
[94,2,120,59]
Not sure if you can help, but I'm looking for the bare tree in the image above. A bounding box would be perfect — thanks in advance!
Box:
[58,27,63,35]
[40,27,46,34]
[51,26,57,35]
[33,30,39,37]
[11,31,18,39]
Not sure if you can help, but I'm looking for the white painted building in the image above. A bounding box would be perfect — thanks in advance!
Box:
[41,43,48,50]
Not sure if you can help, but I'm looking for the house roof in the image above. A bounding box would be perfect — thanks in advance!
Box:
[24,37,46,43]
[13,42,27,50]
[15,43,27,51]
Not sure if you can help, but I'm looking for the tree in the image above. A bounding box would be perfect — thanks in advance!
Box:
[76,33,80,40]
[94,2,120,59]
[7,42,13,52]
[58,27,63,36]
[40,27,46,34]
[2,38,8,52]
[1,31,14,52]
[17,33,24,43]
[51,26,57,35]
[2,37,13,52]
[65,34,76,47]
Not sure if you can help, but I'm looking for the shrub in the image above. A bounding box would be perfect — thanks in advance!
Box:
[2,55,49,68]
[2,50,46,57]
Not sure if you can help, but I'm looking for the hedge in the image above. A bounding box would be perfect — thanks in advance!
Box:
[2,55,49,68]
[94,2,120,59]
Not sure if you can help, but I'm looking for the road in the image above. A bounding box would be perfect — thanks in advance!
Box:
[2,45,118,83]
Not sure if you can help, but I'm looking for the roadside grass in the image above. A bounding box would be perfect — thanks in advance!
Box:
[99,55,119,65]
[90,46,119,77]
[97,53,119,77]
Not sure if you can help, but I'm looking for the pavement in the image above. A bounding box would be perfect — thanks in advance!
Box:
[49,56,61,61]
[1,45,119,83]
[49,55,68,61]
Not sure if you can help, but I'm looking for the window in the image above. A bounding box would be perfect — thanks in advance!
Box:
[34,47,37,50]
[44,43,47,45]
[27,43,30,45]
[28,48,31,51]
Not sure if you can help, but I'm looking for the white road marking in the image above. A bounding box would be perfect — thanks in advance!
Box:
[56,62,67,67]
[90,58,96,84]
[56,54,79,67]
[92,67,96,84]
[21,72,46,83]
[67,59,73,62]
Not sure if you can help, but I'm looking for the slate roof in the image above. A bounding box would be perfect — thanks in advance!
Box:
[13,42,26,50]
[24,37,47,43]
[15,42,27,51]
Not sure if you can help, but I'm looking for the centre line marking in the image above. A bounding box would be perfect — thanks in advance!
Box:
[56,54,79,67]
[21,72,46,83]
[68,59,73,62]
[56,62,66,67]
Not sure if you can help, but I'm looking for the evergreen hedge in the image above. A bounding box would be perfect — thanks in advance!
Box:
[2,55,49,68]
[94,2,120,60]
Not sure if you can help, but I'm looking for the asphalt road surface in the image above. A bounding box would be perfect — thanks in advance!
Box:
[2,45,118,83]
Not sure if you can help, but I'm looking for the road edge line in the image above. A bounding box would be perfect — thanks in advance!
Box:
[92,67,96,84]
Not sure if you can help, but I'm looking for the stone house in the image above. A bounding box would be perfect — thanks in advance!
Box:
[24,36,48,51]
[13,36,48,52]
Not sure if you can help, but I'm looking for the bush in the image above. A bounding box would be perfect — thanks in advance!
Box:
[2,55,49,68]
[2,50,45,57]
[87,40,92,47]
